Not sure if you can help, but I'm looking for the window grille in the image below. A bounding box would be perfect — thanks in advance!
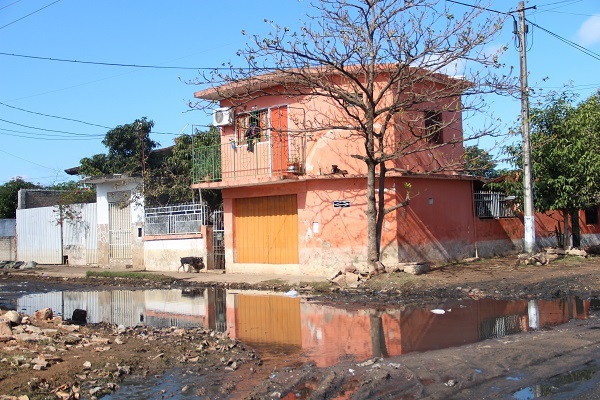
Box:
[235,109,268,145]
[144,203,206,235]
[474,191,515,218]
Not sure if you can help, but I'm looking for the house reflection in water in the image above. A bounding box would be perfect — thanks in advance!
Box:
[226,294,589,367]
[17,288,589,367]
[17,288,227,330]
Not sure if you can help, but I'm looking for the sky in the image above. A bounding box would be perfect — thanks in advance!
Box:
[1,0,599,187]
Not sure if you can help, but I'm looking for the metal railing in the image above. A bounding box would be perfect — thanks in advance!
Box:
[192,133,306,184]
[145,203,207,236]
[474,191,515,219]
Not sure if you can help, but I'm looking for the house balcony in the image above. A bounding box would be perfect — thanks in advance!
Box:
[192,133,306,187]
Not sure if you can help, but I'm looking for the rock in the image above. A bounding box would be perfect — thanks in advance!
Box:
[566,248,587,257]
[329,270,342,280]
[32,364,45,371]
[3,311,22,325]
[83,361,92,370]
[71,309,87,324]
[0,320,12,336]
[33,308,53,321]
[344,264,357,274]
[404,263,430,275]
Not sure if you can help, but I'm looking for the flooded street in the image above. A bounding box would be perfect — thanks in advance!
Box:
[4,284,599,399]
[9,286,593,365]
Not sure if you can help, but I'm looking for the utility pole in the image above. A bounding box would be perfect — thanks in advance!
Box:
[517,1,536,254]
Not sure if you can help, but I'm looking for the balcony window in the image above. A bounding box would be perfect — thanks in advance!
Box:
[236,109,268,145]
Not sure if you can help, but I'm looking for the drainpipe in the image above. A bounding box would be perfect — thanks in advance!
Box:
[471,180,479,258]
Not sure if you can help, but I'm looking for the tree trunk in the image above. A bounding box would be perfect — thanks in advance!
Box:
[366,160,378,267]
[562,209,571,249]
[570,210,581,248]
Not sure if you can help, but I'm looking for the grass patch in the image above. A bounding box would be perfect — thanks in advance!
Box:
[361,272,422,292]
[299,280,333,293]
[85,270,174,282]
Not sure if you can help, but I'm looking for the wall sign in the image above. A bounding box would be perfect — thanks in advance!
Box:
[333,200,350,208]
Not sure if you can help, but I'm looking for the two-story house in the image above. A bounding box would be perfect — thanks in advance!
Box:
[192,67,481,276]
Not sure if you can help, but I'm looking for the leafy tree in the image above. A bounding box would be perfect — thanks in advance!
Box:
[144,126,222,210]
[463,145,500,179]
[502,90,600,248]
[79,117,158,177]
[0,177,40,218]
[192,0,513,267]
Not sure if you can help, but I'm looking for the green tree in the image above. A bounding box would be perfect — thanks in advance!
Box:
[463,145,500,179]
[0,177,40,218]
[503,90,600,248]
[144,126,222,210]
[79,117,158,177]
[192,0,512,268]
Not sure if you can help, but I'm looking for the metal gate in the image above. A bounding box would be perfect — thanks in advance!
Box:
[212,210,225,270]
[108,201,132,260]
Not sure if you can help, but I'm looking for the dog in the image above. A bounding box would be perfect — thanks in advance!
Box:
[178,256,205,273]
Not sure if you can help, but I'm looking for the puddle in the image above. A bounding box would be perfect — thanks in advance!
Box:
[512,360,600,399]
[12,288,592,367]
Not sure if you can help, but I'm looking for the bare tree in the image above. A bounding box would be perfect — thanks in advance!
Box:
[190,0,514,268]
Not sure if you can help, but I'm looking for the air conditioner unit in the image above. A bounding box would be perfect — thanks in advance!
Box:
[213,107,234,126]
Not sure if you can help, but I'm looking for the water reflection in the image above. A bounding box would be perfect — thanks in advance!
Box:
[16,289,589,365]
[17,288,227,330]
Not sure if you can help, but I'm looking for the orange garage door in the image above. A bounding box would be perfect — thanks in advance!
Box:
[234,195,299,264]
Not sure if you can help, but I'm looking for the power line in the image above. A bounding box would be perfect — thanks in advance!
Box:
[527,19,600,62]
[0,130,103,141]
[0,0,61,30]
[0,51,235,70]
[0,101,180,136]
[0,117,105,136]
[0,101,112,129]
[445,0,511,16]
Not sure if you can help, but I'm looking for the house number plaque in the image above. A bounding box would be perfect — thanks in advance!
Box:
[333,201,350,208]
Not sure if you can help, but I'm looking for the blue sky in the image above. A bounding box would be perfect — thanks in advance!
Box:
[1,0,599,186]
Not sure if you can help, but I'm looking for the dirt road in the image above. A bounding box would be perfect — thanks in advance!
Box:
[1,254,600,399]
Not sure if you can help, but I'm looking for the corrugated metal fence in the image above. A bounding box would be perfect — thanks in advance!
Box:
[16,203,98,264]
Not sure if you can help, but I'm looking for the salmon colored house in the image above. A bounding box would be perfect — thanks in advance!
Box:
[192,68,600,276]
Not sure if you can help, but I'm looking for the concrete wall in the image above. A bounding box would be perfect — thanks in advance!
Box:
[143,234,205,272]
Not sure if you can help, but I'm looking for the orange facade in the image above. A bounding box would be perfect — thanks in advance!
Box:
[193,69,600,276]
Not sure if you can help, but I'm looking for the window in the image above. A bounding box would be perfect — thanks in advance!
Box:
[235,109,268,144]
[474,192,515,218]
[585,206,598,225]
[424,111,443,144]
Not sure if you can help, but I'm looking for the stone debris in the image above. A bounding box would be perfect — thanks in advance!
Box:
[0,260,37,270]
[0,307,254,399]
[519,247,590,265]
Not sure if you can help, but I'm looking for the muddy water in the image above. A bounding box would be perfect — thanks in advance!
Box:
[10,288,595,398]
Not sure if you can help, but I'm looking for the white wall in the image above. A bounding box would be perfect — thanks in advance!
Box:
[144,238,205,272]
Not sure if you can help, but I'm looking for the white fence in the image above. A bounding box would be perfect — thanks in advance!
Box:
[16,203,97,264]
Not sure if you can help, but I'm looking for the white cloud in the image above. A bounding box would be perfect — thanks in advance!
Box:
[576,14,600,47]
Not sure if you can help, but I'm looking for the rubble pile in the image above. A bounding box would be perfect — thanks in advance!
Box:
[0,308,256,399]
[329,261,431,288]
[518,247,589,266]
[0,261,37,270]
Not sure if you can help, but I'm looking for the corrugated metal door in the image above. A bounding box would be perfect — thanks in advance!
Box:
[108,202,132,260]
[16,207,62,264]
[234,195,298,264]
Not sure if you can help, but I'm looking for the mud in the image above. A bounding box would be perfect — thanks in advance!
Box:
[1,254,600,399]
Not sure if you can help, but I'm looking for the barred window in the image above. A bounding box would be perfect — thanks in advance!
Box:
[235,109,268,144]
[474,192,515,218]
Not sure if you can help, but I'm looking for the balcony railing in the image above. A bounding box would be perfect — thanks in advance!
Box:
[192,133,305,184]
